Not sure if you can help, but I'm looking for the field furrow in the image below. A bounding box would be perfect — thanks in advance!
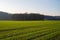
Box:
[0,21,60,40]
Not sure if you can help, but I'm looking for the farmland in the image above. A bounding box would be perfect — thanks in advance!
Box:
[0,21,60,40]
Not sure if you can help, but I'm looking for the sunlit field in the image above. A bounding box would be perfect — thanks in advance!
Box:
[0,21,60,40]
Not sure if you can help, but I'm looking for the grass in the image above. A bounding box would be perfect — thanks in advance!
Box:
[0,20,60,40]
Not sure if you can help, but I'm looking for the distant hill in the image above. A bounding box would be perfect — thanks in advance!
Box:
[44,15,60,20]
[54,16,60,20]
[44,16,55,20]
[0,11,12,20]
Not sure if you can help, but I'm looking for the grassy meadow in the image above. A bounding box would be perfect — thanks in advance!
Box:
[0,21,60,40]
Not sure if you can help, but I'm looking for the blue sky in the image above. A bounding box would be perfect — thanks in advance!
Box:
[0,0,60,16]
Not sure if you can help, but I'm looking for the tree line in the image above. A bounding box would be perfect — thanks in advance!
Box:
[12,13,44,20]
[0,11,60,20]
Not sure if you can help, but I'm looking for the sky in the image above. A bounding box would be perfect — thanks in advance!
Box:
[0,0,60,16]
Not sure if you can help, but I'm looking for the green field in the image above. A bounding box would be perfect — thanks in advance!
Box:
[0,21,60,40]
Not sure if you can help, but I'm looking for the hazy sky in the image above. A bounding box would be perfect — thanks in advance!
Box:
[0,0,60,16]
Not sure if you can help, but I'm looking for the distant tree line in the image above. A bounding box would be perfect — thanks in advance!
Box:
[0,11,60,20]
[12,13,44,20]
